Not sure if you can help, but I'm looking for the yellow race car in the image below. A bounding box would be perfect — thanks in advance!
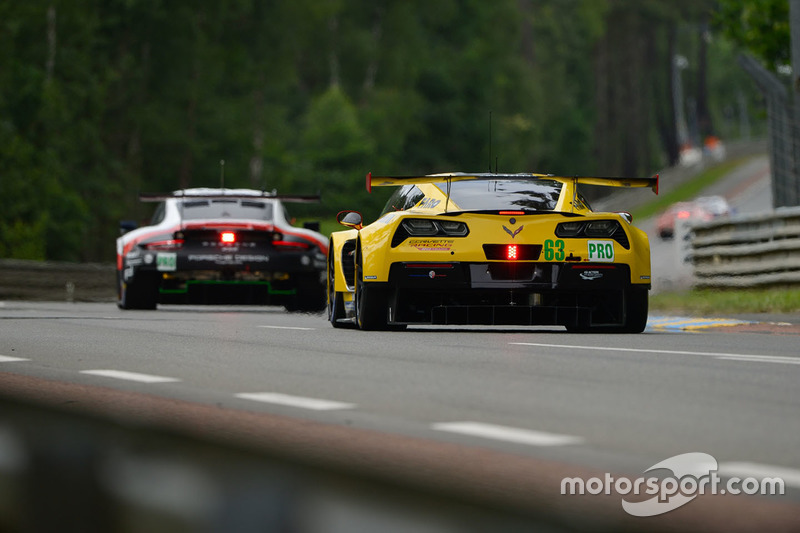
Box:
[328,172,658,332]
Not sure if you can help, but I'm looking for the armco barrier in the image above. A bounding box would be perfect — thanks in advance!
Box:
[0,259,115,301]
[691,206,800,288]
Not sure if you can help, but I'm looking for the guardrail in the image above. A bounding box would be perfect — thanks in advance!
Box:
[691,206,800,288]
[0,259,115,301]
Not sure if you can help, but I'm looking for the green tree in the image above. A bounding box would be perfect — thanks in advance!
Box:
[713,0,791,70]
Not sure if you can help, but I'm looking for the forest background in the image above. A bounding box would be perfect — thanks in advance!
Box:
[0,0,789,262]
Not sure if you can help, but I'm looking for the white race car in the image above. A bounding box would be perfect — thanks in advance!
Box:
[116,188,327,311]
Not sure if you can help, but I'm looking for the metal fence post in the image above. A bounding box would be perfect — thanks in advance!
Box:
[738,54,798,208]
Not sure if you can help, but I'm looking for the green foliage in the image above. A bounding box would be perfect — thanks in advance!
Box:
[713,0,790,70]
[0,0,770,261]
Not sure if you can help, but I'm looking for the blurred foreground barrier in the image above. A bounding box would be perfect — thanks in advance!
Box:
[0,386,547,533]
[691,206,800,288]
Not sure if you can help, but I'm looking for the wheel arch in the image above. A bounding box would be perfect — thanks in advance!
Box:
[329,229,358,293]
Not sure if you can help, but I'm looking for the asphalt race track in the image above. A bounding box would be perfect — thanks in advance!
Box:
[2,154,798,531]
[1,301,799,531]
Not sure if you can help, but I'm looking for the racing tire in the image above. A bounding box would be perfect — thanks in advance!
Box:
[328,253,349,328]
[355,250,390,331]
[565,288,648,333]
[285,273,327,314]
[117,270,158,310]
[620,287,648,333]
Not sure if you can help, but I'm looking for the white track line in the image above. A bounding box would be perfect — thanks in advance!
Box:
[0,355,29,363]
[715,355,800,365]
[81,369,180,383]
[257,325,315,331]
[432,421,584,447]
[718,462,800,489]
[510,343,800,366]
[235,392,355,411]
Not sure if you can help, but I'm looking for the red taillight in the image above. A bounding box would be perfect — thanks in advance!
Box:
[677,211,691,219]
[499,211,525,215]
[220,231,236,243]
[507,244,518,260]
[144,239,184,250]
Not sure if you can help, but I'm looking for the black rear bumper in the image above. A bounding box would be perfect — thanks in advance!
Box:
[385,261,647,327]
[122,248,325,305]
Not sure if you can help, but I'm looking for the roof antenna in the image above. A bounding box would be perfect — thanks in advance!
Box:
[220,159,225,189]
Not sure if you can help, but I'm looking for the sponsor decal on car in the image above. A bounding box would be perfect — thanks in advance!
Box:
[419,198,441,209]
[377,213,398,225]
[408,239,454,251]
[587,240,615,262]
[579,270,603,281]
[186,254,270,264]
[156,252,177,271]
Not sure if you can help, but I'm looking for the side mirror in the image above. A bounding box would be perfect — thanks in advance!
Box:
[616,212,633,224]
[337,211,363,230]
[119,220,138,235]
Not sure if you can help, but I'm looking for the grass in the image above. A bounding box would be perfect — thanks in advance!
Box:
[651,288,800,315]
[632,154,793,316]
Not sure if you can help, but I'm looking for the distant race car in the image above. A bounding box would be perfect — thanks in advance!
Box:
[117,188,328,311]
[656,196,731,239]
[328,172,658,333]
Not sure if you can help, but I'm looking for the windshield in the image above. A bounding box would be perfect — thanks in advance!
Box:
[177,199,274,220]
[380,185,426,216]
[439,179,564,211]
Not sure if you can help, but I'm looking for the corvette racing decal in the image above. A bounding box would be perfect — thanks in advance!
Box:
[408,239,454,251]
[587,240,615,262]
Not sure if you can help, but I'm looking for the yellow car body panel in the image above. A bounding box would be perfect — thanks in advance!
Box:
[328,173,657,332]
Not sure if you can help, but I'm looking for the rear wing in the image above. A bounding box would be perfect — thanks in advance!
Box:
[139,190,321,203]
[366,171,659,195]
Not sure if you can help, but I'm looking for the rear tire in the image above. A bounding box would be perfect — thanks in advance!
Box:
[355,250,390,331]
[620,287,648,333]
[565,288,648,333]
[328,252,348,328]
[118,270,158,310]
[285,273,326,313]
